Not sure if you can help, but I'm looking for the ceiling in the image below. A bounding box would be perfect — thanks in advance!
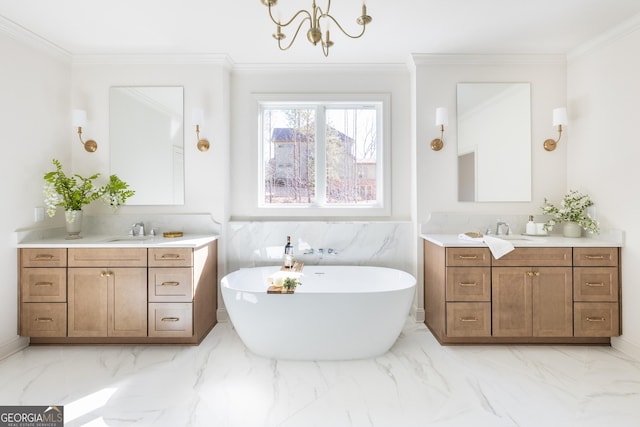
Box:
[1,0,640,64]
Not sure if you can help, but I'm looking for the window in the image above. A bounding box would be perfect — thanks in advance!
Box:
[258,95,389,216]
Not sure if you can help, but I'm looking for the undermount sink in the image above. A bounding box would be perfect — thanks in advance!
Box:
[104,236,155,243]
[496,234,545,243]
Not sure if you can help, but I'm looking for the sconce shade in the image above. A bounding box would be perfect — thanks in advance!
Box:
[544,107,567,152]
[72,109,87,127]
[191,108,204,126]
[552,107,567,126]
[435,107,449,126]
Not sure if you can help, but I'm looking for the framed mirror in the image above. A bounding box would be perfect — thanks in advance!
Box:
[457,83,531,202]
[110,86,184,205]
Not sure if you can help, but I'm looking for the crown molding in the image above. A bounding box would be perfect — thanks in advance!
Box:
[232,62,408,74]
[72,53,234,68]
[411,53,566,66]
[0,14,70,61]
[567,12,640,61]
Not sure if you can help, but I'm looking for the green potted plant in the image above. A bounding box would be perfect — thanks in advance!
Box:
[43,159,135,238]
[541,189,600,237]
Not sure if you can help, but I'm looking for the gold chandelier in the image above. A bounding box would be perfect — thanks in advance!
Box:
[260,0,372,57]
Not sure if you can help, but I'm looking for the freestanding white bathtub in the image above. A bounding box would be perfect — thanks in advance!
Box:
[221,265,416,360]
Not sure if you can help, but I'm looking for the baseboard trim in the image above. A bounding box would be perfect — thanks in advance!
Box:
[612,336,640,361]
[0,336,29,361]
[216,308,229,322]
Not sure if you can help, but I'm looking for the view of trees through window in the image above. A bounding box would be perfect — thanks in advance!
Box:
[262,104,379,206]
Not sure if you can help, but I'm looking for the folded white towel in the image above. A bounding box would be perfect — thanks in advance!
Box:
[482,235,515,259]
[457,233,515,259]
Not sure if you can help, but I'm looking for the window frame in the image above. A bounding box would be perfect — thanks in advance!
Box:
[256,93,391,218]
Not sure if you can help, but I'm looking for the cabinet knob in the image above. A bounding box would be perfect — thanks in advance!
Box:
[35,317,53,323]
[100,271,113,278]
[161,317,180,322]
[586,316,606,322]
[34,254,54,260]
[459,317,478,323]
[458,282,478,287]
[585,255,605,260]
[458,255,478,260]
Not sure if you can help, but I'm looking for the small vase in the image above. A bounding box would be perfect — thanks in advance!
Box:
[65,210,83,240]
[563,222,582,238]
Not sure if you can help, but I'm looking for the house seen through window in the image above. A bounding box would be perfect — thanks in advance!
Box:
[260,101,382,209]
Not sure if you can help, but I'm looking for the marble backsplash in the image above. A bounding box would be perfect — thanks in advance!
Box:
[226,221,414,274]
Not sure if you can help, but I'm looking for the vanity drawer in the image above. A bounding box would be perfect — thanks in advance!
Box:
[574,302,619,337]
[148,303,193,337]
[148,268,193,302]
[68,248,147,267]
[573,248,618,267]
[20,303,67,337]
[21,268,66,302]
[446,248,491,267]
[574,267,618,302]
[492,247,572,267]
[446,267,491,301]
[21,248,66,268]
[148,248,193,267]
[446,302,491,337]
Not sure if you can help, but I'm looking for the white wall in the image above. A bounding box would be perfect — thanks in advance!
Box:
[567,23,640,356]
[70,59,231,281]
[0,33,70,356]
[229,65,413,221]
[414,55,568,219]
[70,59,230,223]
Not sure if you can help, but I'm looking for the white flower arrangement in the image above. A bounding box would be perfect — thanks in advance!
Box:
[43,159,134,222]
[541,190,600,234]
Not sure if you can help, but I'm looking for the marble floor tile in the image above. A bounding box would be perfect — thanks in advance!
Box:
[1,321,640,426]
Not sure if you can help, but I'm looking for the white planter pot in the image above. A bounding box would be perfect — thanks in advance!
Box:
[562,222,582,238]
[65,210,83,239]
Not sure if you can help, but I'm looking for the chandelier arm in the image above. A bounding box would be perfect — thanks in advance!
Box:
[268,5,312,28]
[277,16,311,51]
[323,14,367,39]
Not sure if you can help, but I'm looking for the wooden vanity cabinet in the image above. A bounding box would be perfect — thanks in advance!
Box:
[424,240,619,345]
[67,248,147,337]
[19,239,218,345]
[19,249,67,337]
[147,242,218,343]
[573,247,620,337]
[492,248,573,337]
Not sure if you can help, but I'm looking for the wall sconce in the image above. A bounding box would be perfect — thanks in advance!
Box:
[191,108,210,152]
[543,107,567,151]
[72,109,97,152]
[431,107,448,151]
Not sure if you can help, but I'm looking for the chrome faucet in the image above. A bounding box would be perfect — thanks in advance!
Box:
[132,222,145,236]
[495,221,511,236]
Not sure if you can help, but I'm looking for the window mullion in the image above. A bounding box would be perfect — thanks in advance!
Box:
[315,106,327,207]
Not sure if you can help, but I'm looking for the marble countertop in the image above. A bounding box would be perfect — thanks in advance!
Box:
[420,233,623,248]
[16,233,219,249]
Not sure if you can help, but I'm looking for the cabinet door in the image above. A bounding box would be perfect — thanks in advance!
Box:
[532,267,573,337]
[492,267,532,337]
[68,268,108,337]
[109,268,147,337]
[69,267,147,337]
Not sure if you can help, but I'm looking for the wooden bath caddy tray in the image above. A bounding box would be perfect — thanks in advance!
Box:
[267,286,295,294]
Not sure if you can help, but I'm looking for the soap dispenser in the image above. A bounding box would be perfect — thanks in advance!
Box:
[526,215,536,235]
